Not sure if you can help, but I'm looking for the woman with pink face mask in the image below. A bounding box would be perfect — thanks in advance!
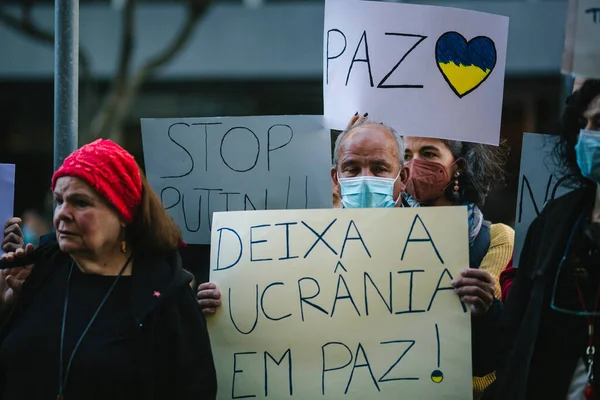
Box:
[403,137,514,399]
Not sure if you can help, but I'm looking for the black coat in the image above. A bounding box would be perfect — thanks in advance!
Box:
[0,242,217,399]
[493,187,597,399]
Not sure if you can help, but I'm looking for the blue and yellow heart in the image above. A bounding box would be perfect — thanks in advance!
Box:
[435,32,497,98]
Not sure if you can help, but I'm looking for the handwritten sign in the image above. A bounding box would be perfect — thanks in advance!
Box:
[0,164,15,255]
[562,0,600,79]
[514,133,572,266]
[323,0,509,145]
[208,207,472,399]
[141,116,332,244]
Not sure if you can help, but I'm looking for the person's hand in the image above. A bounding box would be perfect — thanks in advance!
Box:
[197,282,221,315]
[344,112,369,132]
[2,218,24,253]
[573,77,586,93]
[451,269,495,317]
[0,248,35,314]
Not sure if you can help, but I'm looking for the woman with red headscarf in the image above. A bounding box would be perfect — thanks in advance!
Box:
[0,139,216,399]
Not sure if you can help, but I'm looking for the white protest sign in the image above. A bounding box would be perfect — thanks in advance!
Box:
[0,164,15,255]
[562,0,600,79]
[209,207,472,400]
[141,116,333,244]
[514,133,572,266]
[323,0,509,145]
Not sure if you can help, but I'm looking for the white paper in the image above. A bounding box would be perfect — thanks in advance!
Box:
[513,133,572,266]
[141,116,333,244]
[0,164,15,255]
[323,0,509,145]
[562,0,600,79]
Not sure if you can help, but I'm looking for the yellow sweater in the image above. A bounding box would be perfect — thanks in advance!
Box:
[472,223,514,400]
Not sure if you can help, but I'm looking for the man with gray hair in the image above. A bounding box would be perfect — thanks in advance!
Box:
[331,112,418,209]
[197,113,419,314]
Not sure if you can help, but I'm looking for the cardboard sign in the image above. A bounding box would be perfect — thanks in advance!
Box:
[0,164,15,255]
[514,133,572,266]
[323,0,509,145]
[562,0,600,79]
[141,116,333,244]
[208,207,472,399]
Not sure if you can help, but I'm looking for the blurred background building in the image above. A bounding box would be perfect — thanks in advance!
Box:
[0,0,571,233]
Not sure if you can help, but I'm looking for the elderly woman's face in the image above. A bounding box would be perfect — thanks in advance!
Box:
[583,94,600,132]
[53,177,124,256]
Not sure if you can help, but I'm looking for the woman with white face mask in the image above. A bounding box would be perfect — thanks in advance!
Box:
[493,79,600,400]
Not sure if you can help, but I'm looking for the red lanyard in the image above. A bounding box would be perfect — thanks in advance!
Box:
[574,281,600,400]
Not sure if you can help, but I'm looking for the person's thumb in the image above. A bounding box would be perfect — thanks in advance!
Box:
[5,275,23,293]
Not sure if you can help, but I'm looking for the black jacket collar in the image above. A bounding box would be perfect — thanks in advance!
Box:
[4,238,191,328]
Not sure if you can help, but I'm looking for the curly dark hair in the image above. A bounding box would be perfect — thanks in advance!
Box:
[552,79,600,188]
[440,139,509,207]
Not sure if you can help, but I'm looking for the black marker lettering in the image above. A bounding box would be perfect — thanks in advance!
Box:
[428,268,467,312]
[302,219,339,258]
[275,222,299,260]
[194,188,222,231]
[219,192,241,211]
[364,272,392,315]
[345,343,380,394]
[191,122,222,172]
[378,340,419,382]
[261,282,292,321]
[250,224,273,262]
[267,124,293,171]
[377,33,427,89]
[298,277,329,321]
[181,193,202,233]
[220,127,260,172]
[160,186,181,211]
[326,29,347,85]
[162,122,194,178]
[232,352,258,399]
[331,274,361,317]
[346,30,374,87]
[229,286,259,335]
[586,7,600,23]
[395,270,426,315]
[264,349,293,397]
[340,220,371,258]
[321,342,353,395]
[215,227,243,271]
[401,214,444,264]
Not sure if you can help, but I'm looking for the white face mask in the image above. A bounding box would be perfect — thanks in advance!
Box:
[337,172,401,208]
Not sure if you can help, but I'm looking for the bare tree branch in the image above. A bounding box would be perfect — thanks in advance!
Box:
[133,2,205,82]
[0,5,95,104]
[114,0,136,93]
[86,0,138,142]
[88,1,209,143]
[0,6,52,43]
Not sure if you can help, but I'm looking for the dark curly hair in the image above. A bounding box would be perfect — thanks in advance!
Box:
[553,79,600,188]
[441,139,509,207]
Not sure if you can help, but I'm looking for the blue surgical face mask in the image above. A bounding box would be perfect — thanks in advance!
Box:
[338,173,400,208]
[575,129,600,183]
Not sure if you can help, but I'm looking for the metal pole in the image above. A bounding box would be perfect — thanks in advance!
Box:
[54,0,79,171]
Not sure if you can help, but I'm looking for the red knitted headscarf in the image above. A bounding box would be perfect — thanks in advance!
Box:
[51,139,143,224]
